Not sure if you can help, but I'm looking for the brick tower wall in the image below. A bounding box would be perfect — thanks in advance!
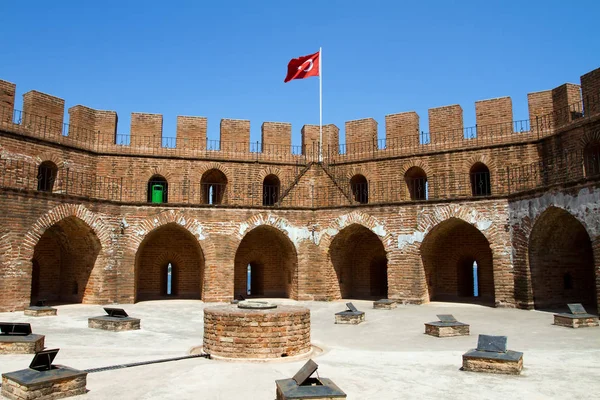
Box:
[428,104,463,145]
[385,111,420,149]
[0,80,15,123]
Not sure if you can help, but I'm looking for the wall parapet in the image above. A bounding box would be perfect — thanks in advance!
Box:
[0,66,599,164]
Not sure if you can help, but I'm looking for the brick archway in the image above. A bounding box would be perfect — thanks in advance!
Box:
[134,224,205,302]
[236,213,308,251]
[319,211,395,253]
[420,217,494,304]
[21,204,112,262]
[528,206,596,309]
[21,204,112,305]
[234,225,299,299]
[120,210,216,303]
[321,212,393,300]
[328,223,388,300]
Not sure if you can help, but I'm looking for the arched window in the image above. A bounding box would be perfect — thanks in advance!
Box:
[470,162,491,196]
[404,166,427,200]
[37,161,58,192]
[262,174,280,206]
[350,174,368,204]
[162,262,176,296]
[584,141,600,177]
[147,175,168,203]
[201,169,227,205]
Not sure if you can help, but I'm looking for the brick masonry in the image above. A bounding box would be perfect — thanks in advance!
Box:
[88,316,141,331]
[0,334,45,354]
[553,314,599,328]
[461,351,523,375]
[424,323,470,337]
[1,367,87,400]
[0,67,600,313]
[203,305,310,358]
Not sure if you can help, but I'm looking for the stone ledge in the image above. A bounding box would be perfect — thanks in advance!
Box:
[2,365,87,400]
[0,334,45,354]
[88,316,141,331]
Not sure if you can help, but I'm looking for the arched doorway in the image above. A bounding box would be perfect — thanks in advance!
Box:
[147,174,168,203]
[201,169,227,205]
[262,174,280,206]
[135,223,204,301]
[470,162,491,196]
[234,226,297,299]
[350,174,368,204]
[405,166,427,200]
[420,218,494,304]
[37,161,58,192]
[329,224,387,299]
[528,207,596,309]
[31,216,101,305]
[584,141,600,177]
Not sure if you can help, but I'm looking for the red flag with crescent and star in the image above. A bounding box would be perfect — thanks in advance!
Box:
[284,51,320,83]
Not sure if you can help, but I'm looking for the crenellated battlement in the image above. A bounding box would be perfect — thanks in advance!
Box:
[1,66,599,163]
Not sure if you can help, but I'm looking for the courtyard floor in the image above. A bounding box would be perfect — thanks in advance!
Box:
[1,299,600,399]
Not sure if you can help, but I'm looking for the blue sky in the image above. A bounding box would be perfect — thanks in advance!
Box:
[1,1,598,145]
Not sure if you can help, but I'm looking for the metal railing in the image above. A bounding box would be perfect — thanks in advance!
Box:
[2,146,598,207]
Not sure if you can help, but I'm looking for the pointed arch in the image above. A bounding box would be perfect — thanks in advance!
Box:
[234,224,298,298]
[420,217,494,304]
[127,210,216,263]
[319,211,395,253]
[236,213,304,250]
[21,204,111,262]
[328,223,388,299]
[528,206,596,309]
[135,223,205,301]
[22,206,110,305]
[415,204,499,244]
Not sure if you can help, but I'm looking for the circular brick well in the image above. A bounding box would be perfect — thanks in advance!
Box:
[203,304,311,359]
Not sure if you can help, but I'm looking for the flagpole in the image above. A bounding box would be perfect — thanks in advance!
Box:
[319,47,323,162]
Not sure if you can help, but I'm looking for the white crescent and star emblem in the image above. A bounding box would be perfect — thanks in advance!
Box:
[298,59,314,72]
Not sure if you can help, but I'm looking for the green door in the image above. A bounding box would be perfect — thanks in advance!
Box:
[152,184,164,203]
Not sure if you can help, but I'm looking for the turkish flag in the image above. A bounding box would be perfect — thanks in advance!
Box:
[284,51,320,83]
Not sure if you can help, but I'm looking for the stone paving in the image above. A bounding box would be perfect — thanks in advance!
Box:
[1,299,599,399]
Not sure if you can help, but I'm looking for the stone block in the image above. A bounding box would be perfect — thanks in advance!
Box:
[373,299,397,310]
[553,313,599,328]
[2,366,87,400]
[276,378,347,399]
[334,311,365,325]
[24,306,58,317]
[424,321,470,337]
[461,349,523,375]
[0,334,45,354]
[88,316,140,331]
